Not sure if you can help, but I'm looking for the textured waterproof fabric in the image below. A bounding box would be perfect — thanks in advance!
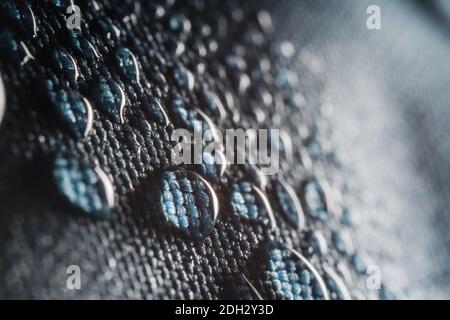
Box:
[0,0,448,300]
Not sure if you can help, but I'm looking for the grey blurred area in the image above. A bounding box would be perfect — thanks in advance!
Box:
[271,0,450,298]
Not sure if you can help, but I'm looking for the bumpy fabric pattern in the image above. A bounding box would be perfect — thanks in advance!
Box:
[0,0,397,299]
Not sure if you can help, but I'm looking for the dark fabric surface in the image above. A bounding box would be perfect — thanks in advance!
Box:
[0,0,448,299]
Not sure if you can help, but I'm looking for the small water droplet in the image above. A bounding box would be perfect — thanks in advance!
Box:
[272,179,305,229]
[51,47,79,81]
[237,73,251,94]
[301,179,328,221]
[142,96,169,126]
[257,10,273,32]
[323,265,351,300]
[172,66,195,91]
[230,181,276,229]
[115,47,140,84]
[274,41,295,59]
[275,69,298,88]
[244,164,268,190]
[68,30,100,60]
[170,95,219,142]
[91,77,126,123]
[307,231,328,256]
[52,153,115,217]
[196,149,227,183]
[331,231,354,256]
[169,14,191,34]
[44,80,93,138]
[159,169,219,239]
[198,90,226,121]
[350,254,366,274]
[225,55,247,72]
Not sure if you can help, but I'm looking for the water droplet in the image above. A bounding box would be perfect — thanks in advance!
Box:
[52,153,115,217]
[331,231,354,256]
[226,55,247,72]
[307,231,328,256]
[244,164,268,190]
[262,241,329,300]
[275,69,298,88]
[0,74,5,127]
[44,80,93,138]
[196,149,227,183]
[272,179,305,229]
[230,181,276,229]
[301,179,328,221]
[68,30,100,60]
[323,265,351,300]
[160,169,219,239]
[350,254,366,274]
[91,77,126,123]
[172,66,195,91]
[1,0,37,37]
[115,47,140,84]
[237,73,251,94]
[170,95,219,142]
[169,14,192,34]
[51,47,79,81]
[379,284,395,300]
[274,41,295,59]
[342,209,352,226]
[142,96,169,126]
[198,90,226,121]
[257,10,272,32]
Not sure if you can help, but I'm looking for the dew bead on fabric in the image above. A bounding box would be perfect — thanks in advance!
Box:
[160,169,218,239]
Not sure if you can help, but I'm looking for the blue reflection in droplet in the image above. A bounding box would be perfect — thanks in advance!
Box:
[273,179,305,229]
[44,80,93,138]
[91,77,126,123]
[51,47,79,81]
[53,153,115,217]
[302,179,328,221]
[160,169,218,239]
[115,47,140,84]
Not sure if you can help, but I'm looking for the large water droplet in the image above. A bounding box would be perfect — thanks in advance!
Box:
[262,241,329,300]
[44,80,93,138]
[52,153,115,217]
[1,0,37,37]
[301,179,328,221]
[91,77,126,123]
[272,179,305,229]
[115,47,140,84]
[160,169,219,239]
[50,47,79,81]
[230,181,276,229]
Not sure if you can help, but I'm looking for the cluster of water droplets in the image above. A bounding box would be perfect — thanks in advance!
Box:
[0,0,391,300]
